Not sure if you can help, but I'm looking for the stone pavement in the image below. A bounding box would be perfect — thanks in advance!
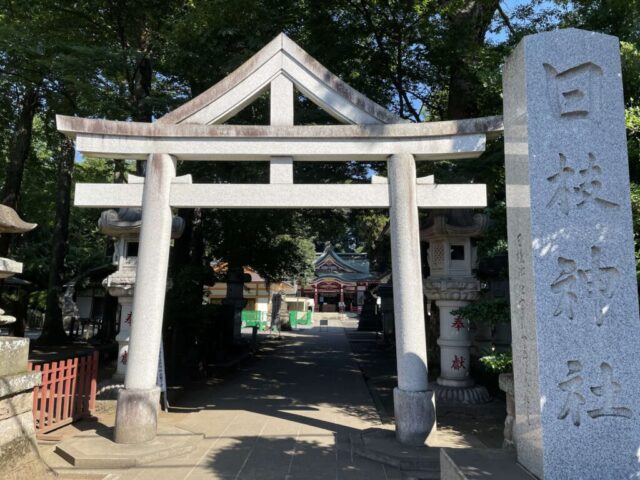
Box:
[42,317,405,479]
[343,326,505,449]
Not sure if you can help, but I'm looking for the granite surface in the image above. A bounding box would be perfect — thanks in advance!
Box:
[0,371,41,398]
[0,257,22,278]
[123,154,175,393]
[0,337,29,377]
[504,28,640,479]
[0,204,36,234]
[76,182,488,210]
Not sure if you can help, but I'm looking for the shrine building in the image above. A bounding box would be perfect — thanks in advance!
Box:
[303,244,381,313]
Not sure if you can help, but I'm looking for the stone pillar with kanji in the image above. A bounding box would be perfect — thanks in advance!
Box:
[423,211,490,404]
[504,29,640,478]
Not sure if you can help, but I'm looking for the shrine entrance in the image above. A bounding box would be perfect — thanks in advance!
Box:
[57,33,501,447]
[305,245,379,314]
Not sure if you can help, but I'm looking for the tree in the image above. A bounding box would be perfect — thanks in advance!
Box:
[0,87,39,256]
[39,138,75,344]
[7,0,609,347]
[0,1,50,256]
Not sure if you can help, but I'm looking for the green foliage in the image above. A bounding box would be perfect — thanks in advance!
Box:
[353,210,390,271]
[476,201,508,260]
[28,290,47,312]
[628,102,640,182]
[479,353,513,374]
[4,0,640,344]
[165,263,215,324]
[451,297,510,327]
[13,131,113,289]
[251,234,316,283]
[630,183,640,285]
[621,42,640,111]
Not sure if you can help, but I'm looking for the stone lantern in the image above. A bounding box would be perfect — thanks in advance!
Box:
[422,211,490,403]
[100,201,184,382]
[0,205,36,326]
[0,206,50,478]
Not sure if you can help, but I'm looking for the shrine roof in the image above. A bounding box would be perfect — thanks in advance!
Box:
[315,245,365,272]
[312,245,380,285]
[312,272,380,284]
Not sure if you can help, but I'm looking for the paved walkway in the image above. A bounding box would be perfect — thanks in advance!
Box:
[45,318,403,479]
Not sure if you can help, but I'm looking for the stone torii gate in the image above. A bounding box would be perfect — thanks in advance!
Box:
[57,33,500,446]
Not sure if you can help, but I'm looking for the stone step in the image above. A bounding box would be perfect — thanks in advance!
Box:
[54,425,203,469]
[350,428,440,479]
[440,448,535,480]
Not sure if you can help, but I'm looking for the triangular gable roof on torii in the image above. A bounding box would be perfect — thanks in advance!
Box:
[158,33,402,126]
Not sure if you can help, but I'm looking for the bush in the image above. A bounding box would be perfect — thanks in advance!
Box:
[451,297,510,327]
[479,352,512,374]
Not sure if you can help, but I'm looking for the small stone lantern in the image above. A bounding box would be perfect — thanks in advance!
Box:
[422,211,490,403]
[0,205,36,326]
[0,206,50,477]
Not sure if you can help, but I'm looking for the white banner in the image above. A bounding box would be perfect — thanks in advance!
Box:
[157,340,169,411]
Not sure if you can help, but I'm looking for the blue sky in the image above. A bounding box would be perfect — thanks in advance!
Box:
[488,0,561,43]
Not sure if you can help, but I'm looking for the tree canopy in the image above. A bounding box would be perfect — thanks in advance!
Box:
[1,0,640,341]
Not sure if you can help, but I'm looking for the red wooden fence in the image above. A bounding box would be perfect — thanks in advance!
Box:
[28,351,98,436]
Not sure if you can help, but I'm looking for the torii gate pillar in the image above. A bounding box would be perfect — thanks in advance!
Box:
[114,153,175,443]
[388,153,434,445]
[110,150,436,446]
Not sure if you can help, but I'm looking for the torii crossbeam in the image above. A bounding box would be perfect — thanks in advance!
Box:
[58,114,497,210]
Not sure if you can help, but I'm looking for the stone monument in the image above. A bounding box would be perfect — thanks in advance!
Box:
[225,266,251,340]
[423,211,490,404]
[61,282,80,334]
[0,337,52,479]
[504,28,640,478]
[377,279,395,345]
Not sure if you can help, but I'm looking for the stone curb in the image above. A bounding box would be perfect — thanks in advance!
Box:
[55,425,203,469]
[350,428,440,479]
[0,371,41,398]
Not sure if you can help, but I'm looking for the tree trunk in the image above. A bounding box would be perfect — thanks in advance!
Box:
[96,293,118,343]
[224,262,247,344]
[0,87,39,256]
[39,137,75,345]
[170,209,194,269]
[445,1,499,120]
[133,55,152,176]
[189,209,204,266]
